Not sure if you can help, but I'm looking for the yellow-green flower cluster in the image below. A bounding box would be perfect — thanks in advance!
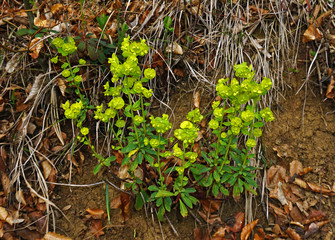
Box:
[246,138,256,148]
[149,138,160,148]
[52,37,77,57]
[260,107,274,122]
[62,100,83,119]
[186,108,203,123]
[215,63,273,106]
[174,121,199,145]
[150,114,172,134]
[241,110,254,123]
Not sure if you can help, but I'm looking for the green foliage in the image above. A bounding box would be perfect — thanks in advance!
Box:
[55,35,274,221]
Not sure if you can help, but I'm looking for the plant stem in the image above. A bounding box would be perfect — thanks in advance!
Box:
[156,134,164,187]
[140,93,147,134]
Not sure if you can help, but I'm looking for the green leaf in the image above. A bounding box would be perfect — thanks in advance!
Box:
[144,154,154,166]
[121,143,137,154]
[213,170,220,182]
[128,148,139,157]
[87,43,98,61]
[219,185,229,195]
[135,193,144,210]
[97,49,106,64]
[181,193,193,208]
[233,184,240,199]
[155,190,174,198]
[212,183,219,197]
[254,122,264,128]
[97,13,109,29]
[183,188,196,194]
[16,28,33,37]
[148,185,159,191]
[136,151,143,164]
[93,164,102,175]
[179,200,188,217]
[78,41,86,52]
[164,197,172,212]
[157,206,165,221]
[61,63,69,69]
[202,174,213,187]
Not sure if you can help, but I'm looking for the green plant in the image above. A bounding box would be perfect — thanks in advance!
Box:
[195,63,274,199]
[55,35,274,221]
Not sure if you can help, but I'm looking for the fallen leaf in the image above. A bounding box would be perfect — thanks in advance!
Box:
[41,161,53,180]
[289,160,303,178]
[86,208,104,219]
[50,4,64,14]
[267,165,287,188]
[197,210,223,225]
[303,10,332,43]
[5,53,20,73]
[241,219,258,240]
[166,42,183,55]
[230,211,244,233]
[193,90,200,108]
[16,229,42,240]
[90,219,104,239]
[1,171,11,196]
[212,226,226,237]
[57,78,67,97]
[0,207,13,225]
[42,232,72,240]
[29,38,44,59]
[286,228,302,240]
[28,211,47,233]
[15,189,26,205]
[120,192,131,221]
[200,199,221,214]
[193,227,202,240]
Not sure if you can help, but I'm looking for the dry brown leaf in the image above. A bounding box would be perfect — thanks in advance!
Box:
[86,208,104,217]
[29,211,47,233]
[29,38,43,59]
[34,17,56,28]
[200,199,221,214]
[166,42,183,55]
[16,229,42,240]
[0,207,13,225]
[50,4,64,14]
[90,219,104,239]
[15,189,26,205]
[289,206,304,223]
[193,90,200,108]
[293,178,307,189]
[110,195,121,209]
[304,210,327,224]
[289,160,303,178]
[120,192,131,221]
[41,161,53,180]
[326,74,335,99]
[1,171,11,196]
[193,228,202,240]
[5,53,20,73]
[62,205,71,211]
[212,226,226,237]
[231,211,245,233]
[241,219,258,240]
[57,78,66,97]
[286,228,302,240]
[267,165,287,188]
[197,210,223,225]
[302,10,332,43]
[42,232,72,240]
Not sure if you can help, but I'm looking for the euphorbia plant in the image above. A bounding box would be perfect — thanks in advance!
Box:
[197,62,274,199]
[54,34,274,221]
